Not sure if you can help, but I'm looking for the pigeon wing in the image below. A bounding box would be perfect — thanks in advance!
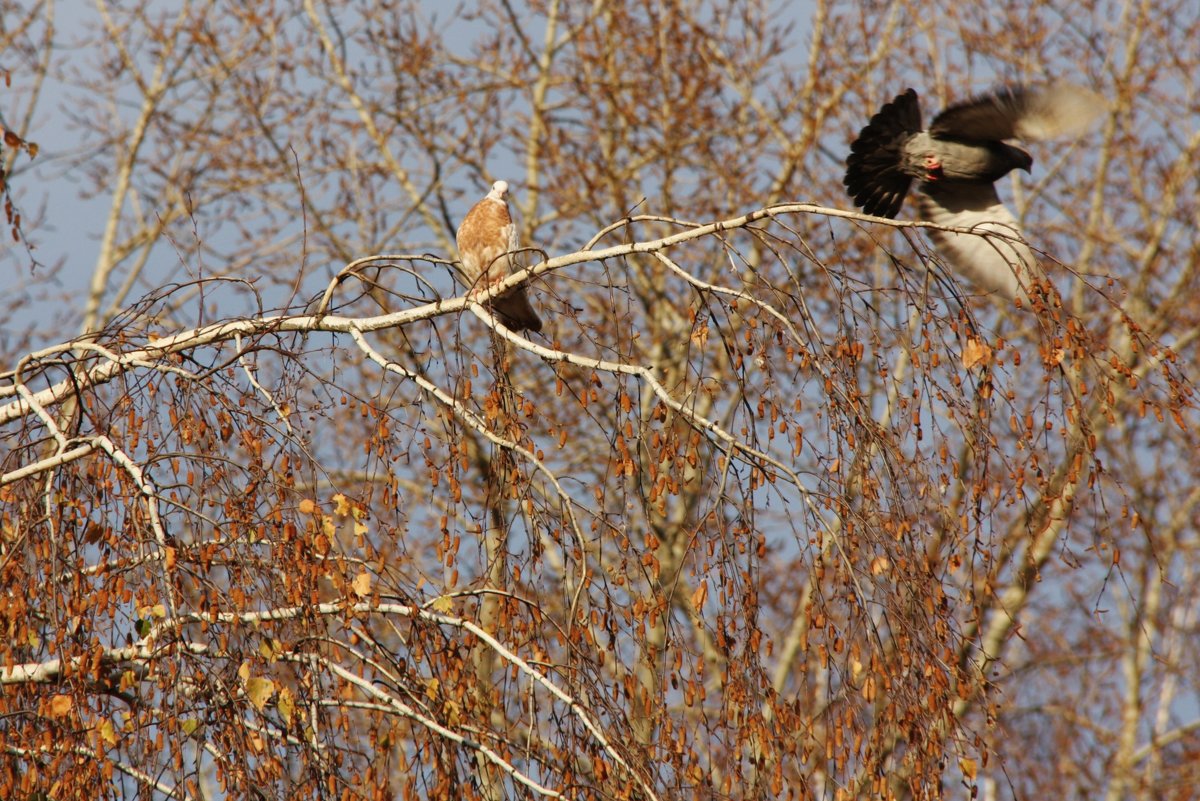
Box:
[844,88,923,218]
[917,182,1039,304]
[931,83,1105,142]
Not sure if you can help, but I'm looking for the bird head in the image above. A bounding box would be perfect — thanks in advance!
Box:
[488,180,509,201]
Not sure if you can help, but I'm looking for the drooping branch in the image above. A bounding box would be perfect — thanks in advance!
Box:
[0,203,1039,432]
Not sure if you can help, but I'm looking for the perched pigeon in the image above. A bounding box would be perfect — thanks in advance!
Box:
[456,180,543,333]
[844,83,1104,303]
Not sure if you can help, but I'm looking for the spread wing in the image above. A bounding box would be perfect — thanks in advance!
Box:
[843,88,923,218]
[931,83,1105,142]
[917,182,1039,304]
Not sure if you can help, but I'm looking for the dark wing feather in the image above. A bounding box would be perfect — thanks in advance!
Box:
[844,89,922,218]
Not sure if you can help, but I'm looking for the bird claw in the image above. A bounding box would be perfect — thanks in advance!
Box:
[467,282,493,299]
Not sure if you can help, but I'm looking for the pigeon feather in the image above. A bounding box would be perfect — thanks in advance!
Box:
[843,82,1104,304]
[456,180,543,333]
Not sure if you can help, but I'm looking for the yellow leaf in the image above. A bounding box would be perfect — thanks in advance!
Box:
[98,719,117,746]
[959,757,977,782]
[870,556,891,576]
[181,718,201,737]
[139,604,167,619]
[49,694,73,717]
[425,677,440,699]
[352,571,372,598]
[354,520,369,537]
[277,687,295,727]
[238,661,251,683]
[430,595,454,614]
[962,338,992,371]
[298,498,316,514]
[246,676,276,712]
[332,493,351,516]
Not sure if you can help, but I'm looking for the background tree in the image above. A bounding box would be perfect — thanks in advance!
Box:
[2,1,1198,800]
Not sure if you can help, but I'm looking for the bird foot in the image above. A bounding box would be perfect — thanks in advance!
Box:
[467,282,494,298]
[923,154,944,181]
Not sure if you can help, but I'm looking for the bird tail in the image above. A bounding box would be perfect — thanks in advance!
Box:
[492,286,543,334]
[844,89,922,219]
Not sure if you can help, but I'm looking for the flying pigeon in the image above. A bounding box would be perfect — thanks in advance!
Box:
[456,180,543,333]
[843,83,1105,303]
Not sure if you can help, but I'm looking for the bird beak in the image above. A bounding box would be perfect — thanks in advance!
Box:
[1015,146,1033,173]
